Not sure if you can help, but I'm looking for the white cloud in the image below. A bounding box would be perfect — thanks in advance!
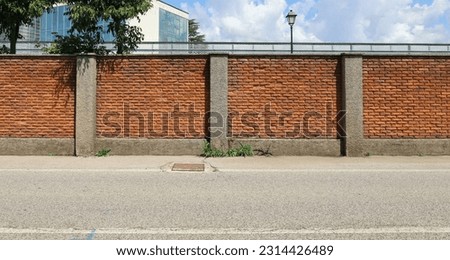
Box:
[309,0,450,42]
[182,0,450,43]
[182,0,320,42]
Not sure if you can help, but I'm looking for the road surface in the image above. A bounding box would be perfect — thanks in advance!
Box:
[1,156,449,239]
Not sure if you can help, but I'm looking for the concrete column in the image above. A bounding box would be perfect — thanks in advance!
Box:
[76,54,97,156]
[209,54,229,150]
[342,54,364,157]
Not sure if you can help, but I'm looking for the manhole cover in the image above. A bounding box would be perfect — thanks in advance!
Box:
[172,163,205,172]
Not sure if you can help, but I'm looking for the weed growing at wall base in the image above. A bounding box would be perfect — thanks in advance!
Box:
[96,149,111,157]
[225,143,254,157]
[202,142,254,158]
[202,142,226,157]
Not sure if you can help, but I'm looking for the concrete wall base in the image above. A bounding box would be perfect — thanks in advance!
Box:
[362,139,450,156]
[0,138,74,155]
[95,139,205,156]
[228,138,341,156]
[0,138,448,157]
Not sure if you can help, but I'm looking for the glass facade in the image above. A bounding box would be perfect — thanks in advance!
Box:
[40,5,71,41]
[40,5,114,42]
[19,17,41,41]
[159,9,188,42]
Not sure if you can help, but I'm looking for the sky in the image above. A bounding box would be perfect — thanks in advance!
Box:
[162,0,450,43]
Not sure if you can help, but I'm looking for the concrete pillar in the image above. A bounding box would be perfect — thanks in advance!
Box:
[209,54,229,150]
[76,54,97,156]
[342,54,364,157]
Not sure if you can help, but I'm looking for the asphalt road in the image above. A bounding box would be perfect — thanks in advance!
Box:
[1,166,450,240]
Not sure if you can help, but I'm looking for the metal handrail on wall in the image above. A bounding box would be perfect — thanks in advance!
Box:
[2,41,450,54]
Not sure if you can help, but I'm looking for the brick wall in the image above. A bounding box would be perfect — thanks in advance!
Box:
[1,54,449,147]
[0,56,76,138]
[228,56,342,138]
[363,57,450,138]
[96,56,209,138]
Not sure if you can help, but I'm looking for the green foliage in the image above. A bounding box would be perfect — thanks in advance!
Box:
[202,142,254,158]
[96,148,111,157]
[0,44,10,54]
[2,0,152,54]
[234,143,254,157]
[225,143,253,157]
[0,0,55,54]
[202,142,226,158]
[111,22,144,54]
[65,0,152,54]
[43,34,109,55]
[189,19,205,43]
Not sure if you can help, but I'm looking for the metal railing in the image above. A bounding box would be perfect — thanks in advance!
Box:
[136,42,450,54]
[1,41,450,54]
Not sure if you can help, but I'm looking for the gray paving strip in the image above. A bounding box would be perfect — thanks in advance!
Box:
[1,227,450,235]
[0,168,449,173]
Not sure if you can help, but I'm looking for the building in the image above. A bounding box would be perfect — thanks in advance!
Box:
[7,0,189,43]
[131,0,189,42]
[39,4,114,42]
[0,19,41,42]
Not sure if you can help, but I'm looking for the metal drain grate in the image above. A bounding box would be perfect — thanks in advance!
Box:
[172,163,205,172]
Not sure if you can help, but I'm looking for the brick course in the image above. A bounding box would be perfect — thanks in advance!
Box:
[363,57,450,138]
[228,56,342,138]
[0,56,76,138]
[96,56,209,138]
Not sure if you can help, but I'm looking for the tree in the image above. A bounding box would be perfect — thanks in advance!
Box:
[65,0,152,54]
[189,19,205,43]
[0,0,55,54]
[43,34,109,55]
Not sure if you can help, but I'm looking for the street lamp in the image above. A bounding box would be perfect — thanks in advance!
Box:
[286,10,297,54]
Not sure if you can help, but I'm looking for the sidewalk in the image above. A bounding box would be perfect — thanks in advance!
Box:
[0,155,449,172]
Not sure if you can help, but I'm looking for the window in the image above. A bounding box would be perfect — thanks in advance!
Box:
[159,9,188,42]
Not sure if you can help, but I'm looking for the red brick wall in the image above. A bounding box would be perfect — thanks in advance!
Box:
[228,56,342,138]
[2,55,449,142]
[96,56,209,138]
[363,57,450,138]
[0,56,76,138]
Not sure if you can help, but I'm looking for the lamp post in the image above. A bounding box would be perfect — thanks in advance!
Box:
[286,10,297,54]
